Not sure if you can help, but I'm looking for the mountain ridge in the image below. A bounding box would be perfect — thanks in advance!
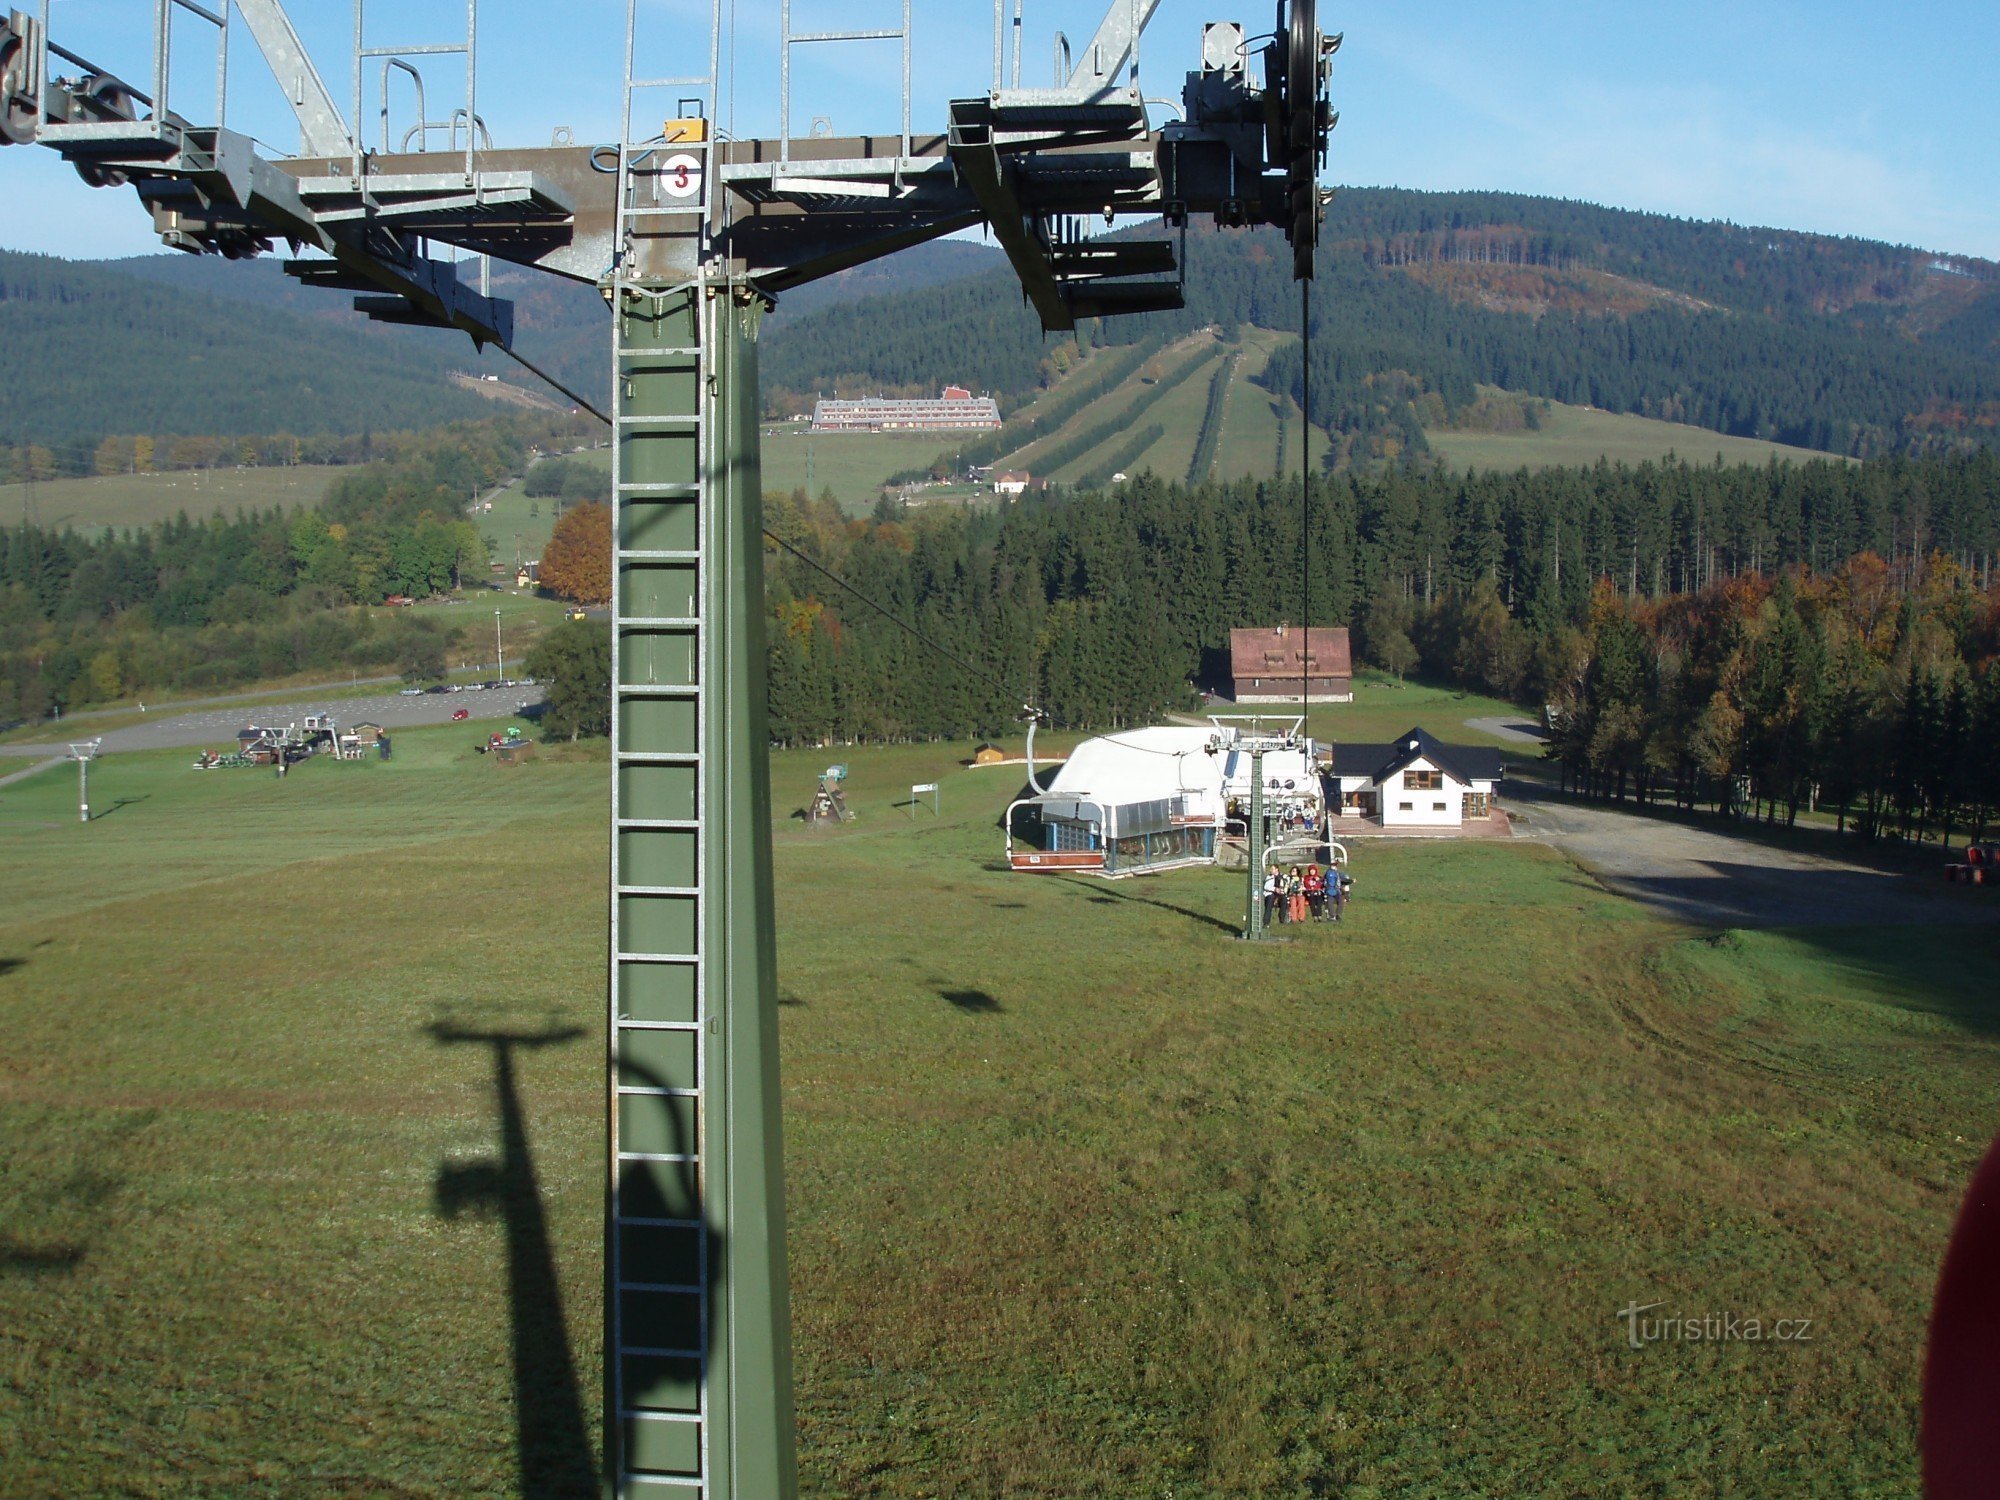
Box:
[9,188,2000,469]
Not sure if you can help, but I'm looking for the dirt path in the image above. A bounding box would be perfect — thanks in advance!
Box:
[1506,779,1997,928]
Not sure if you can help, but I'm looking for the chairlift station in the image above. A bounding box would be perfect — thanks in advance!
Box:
[0,1,1336,1491]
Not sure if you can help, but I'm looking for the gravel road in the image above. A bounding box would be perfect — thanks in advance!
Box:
[0,684,544,759]
[1507,778,1996,928]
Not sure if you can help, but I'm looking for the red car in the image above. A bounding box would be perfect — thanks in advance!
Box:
[450,708,470,721]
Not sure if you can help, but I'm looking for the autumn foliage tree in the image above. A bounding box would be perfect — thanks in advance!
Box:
[539,500,612,605]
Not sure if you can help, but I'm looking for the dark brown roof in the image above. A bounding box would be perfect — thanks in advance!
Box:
[1327,727,1504,786]
[1228,626,1352,682]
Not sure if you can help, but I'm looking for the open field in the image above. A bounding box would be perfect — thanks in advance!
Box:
[0,466,343,532]
[1208,327,1335,481]
[3,727,1996,1494]
[476,446,612,562]
[1209,668,1543,750]
[1427,396,1841,472]
[759,427,955,513]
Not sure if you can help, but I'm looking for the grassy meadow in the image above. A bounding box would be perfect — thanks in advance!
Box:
[1427,398,1839,473]
[2,721,1995,1495]
[760,427,959,514]
[0,467,342,533]
[477,447,612,563]
[1213,668,1536,750]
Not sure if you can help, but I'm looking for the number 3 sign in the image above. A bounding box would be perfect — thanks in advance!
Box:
[660,152,701,199]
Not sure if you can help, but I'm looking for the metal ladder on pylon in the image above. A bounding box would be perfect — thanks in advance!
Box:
[607,0,722,1493]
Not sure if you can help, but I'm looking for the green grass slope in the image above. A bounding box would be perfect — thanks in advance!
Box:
[1430,396,1846,473]
[0,466,343,532]
[3,724,1993,1493]
[758,427,955,513]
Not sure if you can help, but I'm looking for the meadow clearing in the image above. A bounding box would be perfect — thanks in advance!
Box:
[0,467,341,533]
[1,714,1994,1496]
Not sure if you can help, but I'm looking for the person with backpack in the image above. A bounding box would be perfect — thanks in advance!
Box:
[1302,862,1326,921]
[1332,868,1353,920]
[1287,866,1308,925]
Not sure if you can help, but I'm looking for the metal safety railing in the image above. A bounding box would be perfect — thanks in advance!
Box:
[152,0,228,129]
[779,0,908,163]
[350,0,479,179]
[32,0,229,143]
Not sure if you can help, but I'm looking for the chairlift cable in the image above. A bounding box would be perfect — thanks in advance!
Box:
[496,343,614,425]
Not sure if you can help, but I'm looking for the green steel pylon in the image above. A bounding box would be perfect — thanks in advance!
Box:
[607,278,796,1497]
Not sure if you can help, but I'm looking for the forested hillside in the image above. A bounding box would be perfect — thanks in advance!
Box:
[0,251,501,454]
[761,188,2000,463]
[92,238,1002,416]
[23,188,1999,479]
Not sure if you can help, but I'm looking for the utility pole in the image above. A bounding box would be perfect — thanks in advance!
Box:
[1226,726,1304,941]
[1245,743,1268,938]
[494,608,504,681]
[67,738,101,824]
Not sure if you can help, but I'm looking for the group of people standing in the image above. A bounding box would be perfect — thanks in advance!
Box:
[1263,862,1351,926]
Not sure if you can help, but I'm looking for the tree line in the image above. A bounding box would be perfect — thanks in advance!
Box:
[1541,568,2000,845]
[759,451,2000,766]
[3,412,599,487]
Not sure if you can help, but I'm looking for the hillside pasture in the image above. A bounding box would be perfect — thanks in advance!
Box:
[0,728,1991,1495]
[476,446,612,561]
[759,427,959,513]
[1428,395,1843,472]
[0,466,341,532]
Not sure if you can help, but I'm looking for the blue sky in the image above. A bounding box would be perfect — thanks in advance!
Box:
[4,0,1998,260]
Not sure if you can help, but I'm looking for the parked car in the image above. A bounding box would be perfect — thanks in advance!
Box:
[398,687,424,696]
[451,708,471,721]
[426,684,449,694]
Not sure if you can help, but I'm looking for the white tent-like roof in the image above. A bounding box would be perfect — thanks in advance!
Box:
[1040,728,1322,827]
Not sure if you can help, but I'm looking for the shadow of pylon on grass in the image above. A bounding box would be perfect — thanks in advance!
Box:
[1056,874,1241,936]
[0,1235,84,1276]
[428,1020,597,1500]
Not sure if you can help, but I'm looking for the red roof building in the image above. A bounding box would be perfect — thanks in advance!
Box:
[1228,624,1353,703]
